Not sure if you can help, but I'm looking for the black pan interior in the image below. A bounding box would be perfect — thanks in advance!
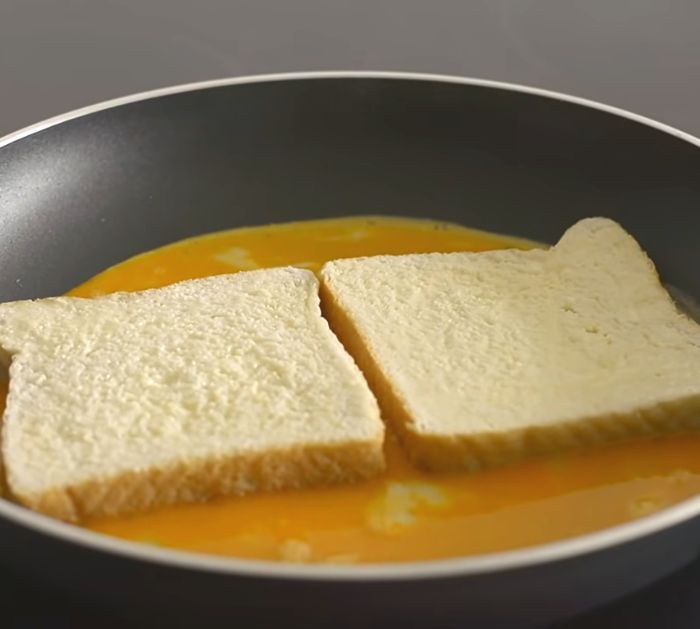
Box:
[0,77,698,302]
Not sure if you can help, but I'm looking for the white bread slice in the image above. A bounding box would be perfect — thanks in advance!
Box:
[0,268,384,521]
[0,380,7,498]
[320,218,700,472]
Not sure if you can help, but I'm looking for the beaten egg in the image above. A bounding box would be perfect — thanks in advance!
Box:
[3,216,700,564]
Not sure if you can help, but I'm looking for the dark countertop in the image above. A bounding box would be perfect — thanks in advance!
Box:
[1,1,699,626]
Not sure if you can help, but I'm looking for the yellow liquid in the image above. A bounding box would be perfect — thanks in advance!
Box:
[9,216,700,564]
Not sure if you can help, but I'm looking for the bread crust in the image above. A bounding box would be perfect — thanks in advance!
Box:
[10,439,384,522]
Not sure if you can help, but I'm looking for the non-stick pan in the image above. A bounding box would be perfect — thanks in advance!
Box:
[0,72,699,629]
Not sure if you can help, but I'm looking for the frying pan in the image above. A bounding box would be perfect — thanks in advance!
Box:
[0,72,699,629]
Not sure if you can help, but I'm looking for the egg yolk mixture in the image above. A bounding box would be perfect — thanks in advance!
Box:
[5,216,700,564]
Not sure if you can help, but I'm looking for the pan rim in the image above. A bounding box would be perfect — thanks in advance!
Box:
[1,70,699,582]
[1,70,699,151]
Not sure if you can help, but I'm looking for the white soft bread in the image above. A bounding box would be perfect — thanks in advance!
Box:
[0,381,7,498]
[0,268,384,522]
[320,217,700,471]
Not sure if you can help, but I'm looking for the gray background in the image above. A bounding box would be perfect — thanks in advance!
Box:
[1,0,700,138]
[2,1,700,627]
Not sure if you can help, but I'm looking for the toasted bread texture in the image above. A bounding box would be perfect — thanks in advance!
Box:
[320,218,700,471]
[0,268,384,521]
